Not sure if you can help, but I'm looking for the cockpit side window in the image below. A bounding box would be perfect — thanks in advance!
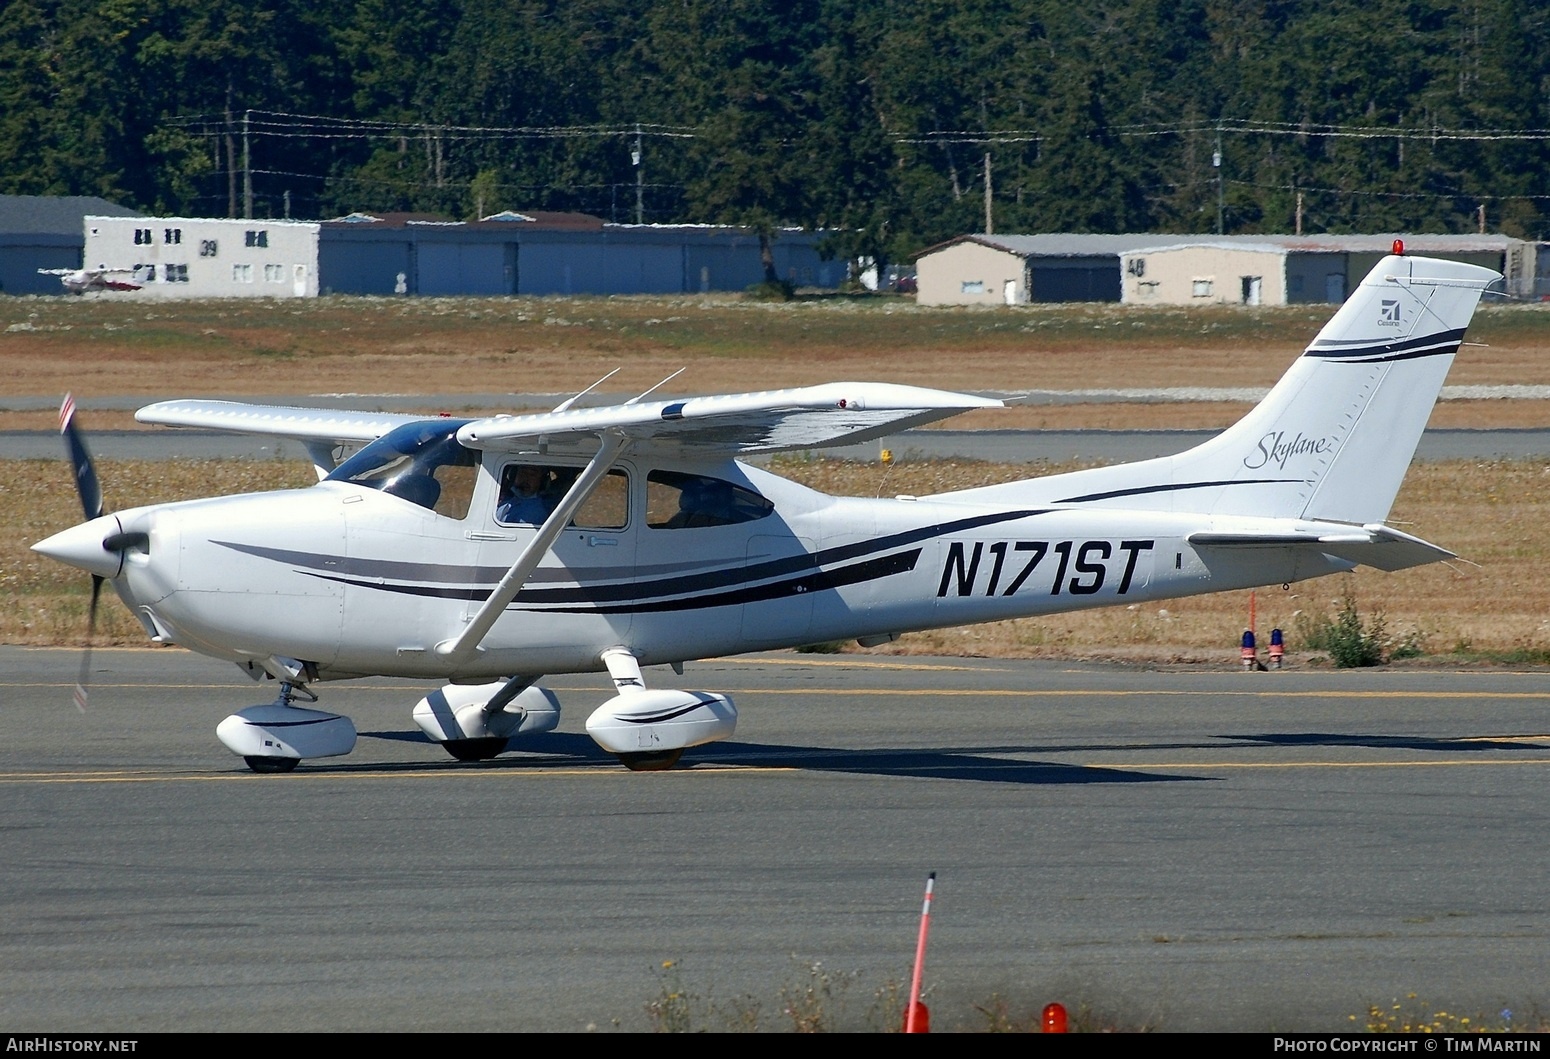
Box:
[496,463,628,529]
[326,419,478,520]
[646,471,773,529]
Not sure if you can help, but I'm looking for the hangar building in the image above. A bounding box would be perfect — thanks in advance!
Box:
[317,212,840,296]
[916,232,1536,306]
[83,216,319,298]
[0,195,143,295]
[78,210,841,298]
[1119,235,1524,305]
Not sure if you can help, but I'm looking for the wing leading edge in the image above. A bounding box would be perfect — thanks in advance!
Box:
[458,382,1002,456]
[136,399,439,478]
[136,399,429,442]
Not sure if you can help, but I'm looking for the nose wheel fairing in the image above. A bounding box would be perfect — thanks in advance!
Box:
[216,702,357,766]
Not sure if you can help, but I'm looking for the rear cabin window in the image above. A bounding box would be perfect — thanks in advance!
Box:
[495,464,628,529]
[646,471,773,529]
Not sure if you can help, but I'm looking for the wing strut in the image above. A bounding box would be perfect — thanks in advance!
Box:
[434,431,631,664]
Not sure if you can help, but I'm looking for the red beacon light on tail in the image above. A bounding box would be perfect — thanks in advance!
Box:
[1393,239,1405,256]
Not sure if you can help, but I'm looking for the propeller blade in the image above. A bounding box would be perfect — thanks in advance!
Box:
[60,393,104,521]
[74,574,103,712]
[59,395,107,712]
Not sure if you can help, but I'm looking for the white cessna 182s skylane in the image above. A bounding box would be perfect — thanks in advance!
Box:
[34,250,1499,773]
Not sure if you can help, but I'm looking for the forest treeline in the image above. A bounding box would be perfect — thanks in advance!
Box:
[4,0,1549,270]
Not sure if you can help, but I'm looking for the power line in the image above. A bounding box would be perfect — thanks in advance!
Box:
[1227,178,1550,202]
[1116,119,1550,142]
[250,167,686,193]
[162,111,699,140]
[897,130,1041,144]
[164,110,1047,147]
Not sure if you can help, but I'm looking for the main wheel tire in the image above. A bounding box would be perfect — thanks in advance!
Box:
[442,737,509,762]
[244,755,299,773]
[617,748,684,771]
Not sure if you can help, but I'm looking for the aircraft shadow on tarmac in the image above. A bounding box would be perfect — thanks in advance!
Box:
[1222,732,1550,753]
[358,730,1201,785]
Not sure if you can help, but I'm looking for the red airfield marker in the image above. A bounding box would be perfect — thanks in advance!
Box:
[904,872,935,1033]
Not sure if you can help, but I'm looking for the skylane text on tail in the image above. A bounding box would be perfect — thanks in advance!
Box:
[33,250,1500,772]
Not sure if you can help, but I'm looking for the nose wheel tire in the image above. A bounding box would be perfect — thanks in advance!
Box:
[617,748,684,771]
[442,737,509,762]
[243,756,299,773]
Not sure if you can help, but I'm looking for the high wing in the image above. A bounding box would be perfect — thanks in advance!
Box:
[135,384,1001,478]
[457,382,1002,456]
[136,399,437,477]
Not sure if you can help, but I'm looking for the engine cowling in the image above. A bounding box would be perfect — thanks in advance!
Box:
[585,689,736,755]
[411,683,561,743]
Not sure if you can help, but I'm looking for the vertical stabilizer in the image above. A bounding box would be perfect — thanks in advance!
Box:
[1274,254,1498,522]
[940,254,1500,524]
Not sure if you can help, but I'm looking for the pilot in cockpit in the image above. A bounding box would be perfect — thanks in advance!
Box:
[497,464,553,524]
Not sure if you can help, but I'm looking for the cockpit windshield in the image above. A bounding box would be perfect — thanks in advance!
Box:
[325,419,479,518]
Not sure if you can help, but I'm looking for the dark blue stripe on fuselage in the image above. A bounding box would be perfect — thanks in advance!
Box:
[534,549,922,614]
[224,508,1044,607]
[1055,478,1297,505]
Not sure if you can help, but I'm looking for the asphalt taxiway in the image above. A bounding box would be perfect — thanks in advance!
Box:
[3,646,1549,1031]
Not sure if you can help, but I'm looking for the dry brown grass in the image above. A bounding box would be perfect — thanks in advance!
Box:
[7,292,1549,662]
[11,454,1549,663]
[2,397,1545,435]
[2,295,1548,400]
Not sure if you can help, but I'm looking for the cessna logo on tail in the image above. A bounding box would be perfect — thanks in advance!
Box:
[1245,430,1334,470]
[1379,299,1403,326]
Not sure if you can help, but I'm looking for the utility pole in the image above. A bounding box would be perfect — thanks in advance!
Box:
[1477,203,1486,234]
[224,85,237,219]
[1213,126,1224,235]
[632,124,644,225]
[983,152,993,234]
[1295,190,1304,236]
[242,110,253,220]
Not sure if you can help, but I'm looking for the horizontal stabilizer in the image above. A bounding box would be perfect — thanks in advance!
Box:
[1188,523,1454,572]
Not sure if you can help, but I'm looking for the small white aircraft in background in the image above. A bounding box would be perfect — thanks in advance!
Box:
[34,249,1500,773]
[38,266,142,294]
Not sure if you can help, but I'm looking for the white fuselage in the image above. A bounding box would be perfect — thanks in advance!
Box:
[105,453,1347,682]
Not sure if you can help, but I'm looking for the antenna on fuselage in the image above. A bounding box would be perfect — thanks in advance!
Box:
[623,367,685,406]
[550,367,621,414]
